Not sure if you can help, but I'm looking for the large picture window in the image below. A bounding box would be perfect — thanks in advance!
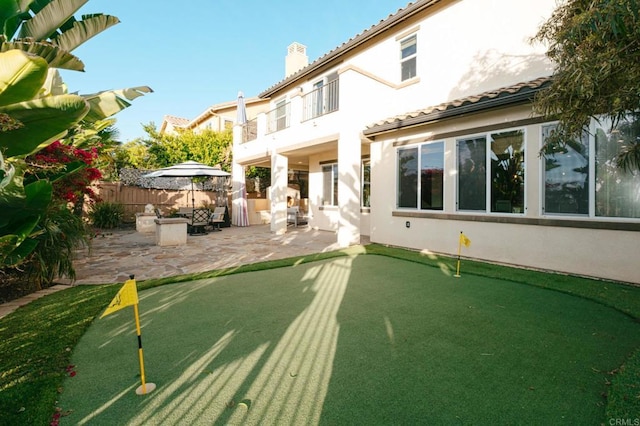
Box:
[491,130,525,213]
[397,142,444,210]
[539,116,640,219]
[595,116,640,218]
[542,124,589,215]
[456,129,525,214]
[322,164,338,206]
[457,136,487,211]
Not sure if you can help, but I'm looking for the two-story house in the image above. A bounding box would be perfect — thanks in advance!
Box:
[232,0,640,284]
[161,97,269,135]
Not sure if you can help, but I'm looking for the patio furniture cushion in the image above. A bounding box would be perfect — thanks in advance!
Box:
[189,208,210,235]
[209,206,225,231]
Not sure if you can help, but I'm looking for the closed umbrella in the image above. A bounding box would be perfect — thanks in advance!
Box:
[143,160,230,210]
[233,92,250,226]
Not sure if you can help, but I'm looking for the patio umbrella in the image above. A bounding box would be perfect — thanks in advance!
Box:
[143,160,230,210]
[232,92,250,226]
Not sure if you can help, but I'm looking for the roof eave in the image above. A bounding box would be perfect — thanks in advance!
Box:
[363,89,542,138]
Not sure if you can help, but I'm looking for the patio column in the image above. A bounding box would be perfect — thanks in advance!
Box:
[270,153,288,235]
[337,130,361,247]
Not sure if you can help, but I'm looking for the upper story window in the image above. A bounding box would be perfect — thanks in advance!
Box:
[400,35,417,81]
[397,141,444,210]
[304,72,339,121]
[267,98,290,133]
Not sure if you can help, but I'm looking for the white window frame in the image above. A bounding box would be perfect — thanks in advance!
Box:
[400,34,417,82]
[322,163,338,206]
[396,141,445,210]
[361,159,371,208]
[455,127,527,214]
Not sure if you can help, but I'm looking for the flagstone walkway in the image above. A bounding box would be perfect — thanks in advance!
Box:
[0,224,358,319]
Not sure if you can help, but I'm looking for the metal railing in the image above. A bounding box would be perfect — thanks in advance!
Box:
[242,119,257,143]
[303,78,339,121]
[267,101,290,134]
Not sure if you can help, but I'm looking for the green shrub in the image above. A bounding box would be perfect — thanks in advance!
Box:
[89,201,124,229]
[26,203,90,287]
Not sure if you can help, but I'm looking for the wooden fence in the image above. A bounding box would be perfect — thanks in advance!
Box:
[93,182,228,223]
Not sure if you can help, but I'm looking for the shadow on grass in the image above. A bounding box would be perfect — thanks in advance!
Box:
[56,253,640,424]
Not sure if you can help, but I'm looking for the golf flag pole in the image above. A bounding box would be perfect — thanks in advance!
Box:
[455,232,471,278]
[101,275,156,395]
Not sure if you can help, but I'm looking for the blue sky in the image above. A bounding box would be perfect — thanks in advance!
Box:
[60,0,412,142]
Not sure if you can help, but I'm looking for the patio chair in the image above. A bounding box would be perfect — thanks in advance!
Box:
[287,206,309,227]
[209,206,225,231]
[189,208,210,235]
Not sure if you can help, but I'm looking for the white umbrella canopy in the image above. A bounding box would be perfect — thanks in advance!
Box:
[143,161,230,178]
[143,161,230,210]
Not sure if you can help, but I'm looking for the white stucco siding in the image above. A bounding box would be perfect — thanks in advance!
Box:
[368,106,640,284]
[340,0,556,116]
[371,216,639,285]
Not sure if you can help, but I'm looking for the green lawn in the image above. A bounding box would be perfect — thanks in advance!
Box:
[2,245,640,425]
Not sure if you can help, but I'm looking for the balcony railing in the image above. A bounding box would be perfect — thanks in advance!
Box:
[303,78,339,121]
[242,118,257,143]
[267,101,290,134]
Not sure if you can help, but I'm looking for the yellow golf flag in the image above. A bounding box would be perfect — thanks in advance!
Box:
[460,232,471,248]
[101,279,139,318]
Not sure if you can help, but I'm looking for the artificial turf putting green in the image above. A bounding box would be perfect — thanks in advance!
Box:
[58,255,640,425]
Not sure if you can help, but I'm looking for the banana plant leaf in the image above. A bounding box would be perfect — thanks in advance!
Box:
[0,158,25,210]
[17,0,88,40]
[82,86,153,122]
[52,13,119,52]
[0,49,48,107]
[0,0,34,40]
[0,93,89,157]
[0,37,85,70]
[0,179,51,266]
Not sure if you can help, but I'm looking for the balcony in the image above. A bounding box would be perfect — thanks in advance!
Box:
[303,78,339,121]
[242,118,257,143]
[237,77,341,149]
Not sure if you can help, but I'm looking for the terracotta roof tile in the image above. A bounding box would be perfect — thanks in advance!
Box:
[366,76,553,131]
[163,115,190,127]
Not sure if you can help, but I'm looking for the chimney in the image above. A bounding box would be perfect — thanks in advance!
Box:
[285,42,308,78]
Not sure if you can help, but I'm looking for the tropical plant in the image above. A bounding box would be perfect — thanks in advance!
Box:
[532,0,640,171]
[23,201,89,286]
[0,0,152,278]
[88,201,124,229]
[0,49,89,267]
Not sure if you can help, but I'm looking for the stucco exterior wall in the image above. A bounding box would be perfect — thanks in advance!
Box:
[369,107,640,284]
